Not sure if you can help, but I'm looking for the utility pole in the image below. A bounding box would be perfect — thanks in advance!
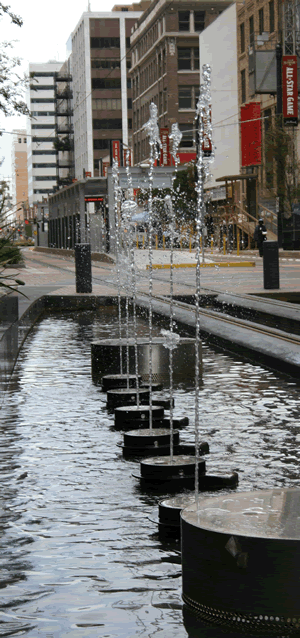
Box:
[276,42,283,248]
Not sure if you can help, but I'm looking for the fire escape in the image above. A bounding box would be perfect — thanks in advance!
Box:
[53,73,74,189]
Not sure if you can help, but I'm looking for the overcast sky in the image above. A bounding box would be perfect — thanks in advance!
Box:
[0,0,125,181]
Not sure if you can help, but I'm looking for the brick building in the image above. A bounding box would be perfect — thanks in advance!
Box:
[130,0,231,166]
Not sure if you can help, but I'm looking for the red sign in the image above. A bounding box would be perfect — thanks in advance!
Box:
[240,102,261,167]
[178,152,196,164]
[112,140,121,166]
[123,149,132,167]
[283,55,298,125]
[85,197,104,202]
[103,162,109,178]
[160,128,171,166]
[85,171,92,178]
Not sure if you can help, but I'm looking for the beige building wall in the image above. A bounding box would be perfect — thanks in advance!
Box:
[11,129,29,222]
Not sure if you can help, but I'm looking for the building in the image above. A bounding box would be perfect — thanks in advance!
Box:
[130,0,232,166]
[11,129,29,223]
[71,3,149,180]
[27,61,64,207]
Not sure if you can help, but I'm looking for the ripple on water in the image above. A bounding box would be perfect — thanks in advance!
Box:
[1,311,300,637]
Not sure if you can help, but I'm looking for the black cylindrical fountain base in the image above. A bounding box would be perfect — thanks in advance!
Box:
[106,388,149,409]
[122,428,180,458]
[181,488,300,635]
[138,455,206,490]
[114,405,164,429]
[102,374,141,391]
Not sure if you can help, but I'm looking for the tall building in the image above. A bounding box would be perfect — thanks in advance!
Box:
[11,129,29,222]
[70,3,149,180]
[27,61,64,207]
[130,0,231,166]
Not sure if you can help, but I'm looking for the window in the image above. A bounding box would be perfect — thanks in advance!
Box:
[178,47,199,71]
[31,111,56,116]
[33,163,57,168]
[126,37,130,48]
[241,69,246,103]
[179,86,199,109]
[32,124,55,129]
[34,189,53,194]
[127,78,131,88]
[90,37,120,48]
[30,85,53,90]
[249,16,254,47]
[93,119,122,129]
[269,0,275,32]
[91,59,120,69]
[33,150,57,155]
[127,98,132,109]
[92,78,121,89]
[259,8,264,35]
[178,11,190,31]
[194,11,205,32]
[179,87,192,109]
[179,123,194,147]
[18,138,22,143]
[35,176,56,181]
[92,98,122,110]
[31,98,55,103]
[240,22,245,53]
[33,137,56,142]
[93,139,110,149]
[178,48,191,70]
[23,138,27,143]
[31,72,55,77]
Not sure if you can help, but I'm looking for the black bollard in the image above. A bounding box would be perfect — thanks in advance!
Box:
[263,240,280,289]
[75,243,92,293]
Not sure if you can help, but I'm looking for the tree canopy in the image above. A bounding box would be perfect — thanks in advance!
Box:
[0,3,29,117]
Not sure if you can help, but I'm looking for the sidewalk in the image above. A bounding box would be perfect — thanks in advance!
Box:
[2,246,300,322]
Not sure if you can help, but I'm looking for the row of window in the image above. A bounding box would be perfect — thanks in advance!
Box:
[90,37,130,49]
[34,176,56,181]
[32,124,55,129]
[93,118,132,129]
[31,98,55,103]
[92,98,132,110]
[132,47,199,102]
[93,139,110,150]
[91,78,131,89]
[17,137,26,143]
[34,189,53,194]
[30,85,53,91]
[178,10,205,32]
[91,59,131,69]
[133,90,167,129]
[240,0,275,53]
[33,163,57,168]
[33,150,57,155]
[32,111,56,117]
[31,72,56,77]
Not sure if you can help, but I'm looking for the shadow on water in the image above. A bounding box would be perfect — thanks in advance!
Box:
[0,308,300,637]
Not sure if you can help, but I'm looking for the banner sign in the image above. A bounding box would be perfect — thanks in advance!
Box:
[160,128,171,166]
[240,102,261,166]
[112,140,121,166]
[282,55,298,125]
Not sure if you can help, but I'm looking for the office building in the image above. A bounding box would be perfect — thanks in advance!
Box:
[27,61,64,207]
[130,0,231,166]
[11,129,29,222]
[71,3,149,180]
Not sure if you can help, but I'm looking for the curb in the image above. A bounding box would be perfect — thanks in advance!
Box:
[147,261,256,270]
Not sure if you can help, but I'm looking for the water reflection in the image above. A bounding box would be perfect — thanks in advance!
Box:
[0,309,299,637]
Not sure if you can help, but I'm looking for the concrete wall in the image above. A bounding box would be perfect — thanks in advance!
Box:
[199,3,240,190]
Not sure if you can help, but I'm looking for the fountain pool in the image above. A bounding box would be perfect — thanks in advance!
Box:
[1,307,300,637]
